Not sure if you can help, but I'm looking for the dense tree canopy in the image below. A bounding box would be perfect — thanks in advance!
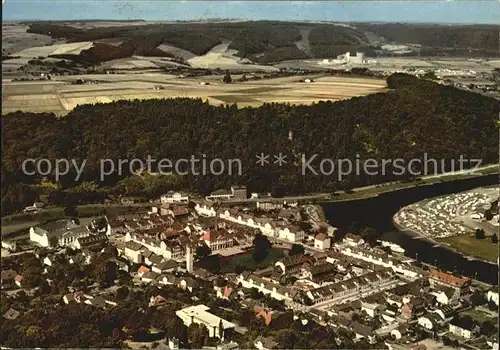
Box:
[2,76,498,215]
[24,21,499,65]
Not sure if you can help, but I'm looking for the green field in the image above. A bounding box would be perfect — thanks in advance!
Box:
[438,234,498,263]
[221,248,285,273]
[462,308,498,324]
[211,95,259,103]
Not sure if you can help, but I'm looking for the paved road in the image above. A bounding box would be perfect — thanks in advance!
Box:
[459,217,498,235]
[419,163,498,180]
[1,248,34,258]
[348,163,498,193]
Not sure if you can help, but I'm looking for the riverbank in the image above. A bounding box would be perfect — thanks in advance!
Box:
[323,173,499,284]
[393,211,498,265]
[325,164,499,203]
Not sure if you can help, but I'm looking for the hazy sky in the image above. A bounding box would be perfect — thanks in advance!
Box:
[3,1,499,24]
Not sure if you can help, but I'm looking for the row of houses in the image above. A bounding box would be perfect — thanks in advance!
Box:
[219,209,305,243]
[237,272,298,302]
[63,292,117,309]
[303,269,396,305]
[336,246,423,279]
[194,201,309,244]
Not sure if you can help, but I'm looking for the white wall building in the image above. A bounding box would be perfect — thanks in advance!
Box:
[417,316,435,330]
[277,226,305,243]
[29,221,91,248]
[236,273,293,302]
[176,305,235,340]
[449,322,475,339]
[487,290,499,305]
[314,233,331,250]
[160,192,189,204]
[194,203,217,217]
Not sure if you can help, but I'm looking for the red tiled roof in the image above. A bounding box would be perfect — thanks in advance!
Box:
[138,266,151,274]
[172,208,189,216]
[315,233,327,241]
[223,286,233,297]
[202,231,211,241]
[429,270,471,288]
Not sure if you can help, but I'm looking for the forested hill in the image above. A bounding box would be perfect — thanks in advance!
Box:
[23,21,500,63]
[2,75,498,213]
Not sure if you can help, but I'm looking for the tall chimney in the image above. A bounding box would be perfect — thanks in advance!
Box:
[186,246,194,273]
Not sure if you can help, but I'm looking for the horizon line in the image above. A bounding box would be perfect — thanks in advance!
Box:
[3,18,499,25]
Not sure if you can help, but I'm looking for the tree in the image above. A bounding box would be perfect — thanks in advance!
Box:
[166,317,188,344]
[188,323,209,348]
[289,243,305,256]
[360,227,378,243]
[484,209,493,221]
[252,248,269,262]
[26,325,47,347]
[104,245,118,257]
[253,233,271,250]
[480,320,495,336]
[116,286,129,301]
[218,319,224,340]
[470,290,487,306]
[252,232,272,261]
[487,299,497,311]
[491,234,498,243]
[125,311,150,340]
[63,196,78,218]
[442,336,452,346]
[475,228,485,239]
[196,244,212,260]
[222,71,232,84]
[276,329,297,349]
[238,309,254,327]
[49,235,59,248]
[92,257,117,285]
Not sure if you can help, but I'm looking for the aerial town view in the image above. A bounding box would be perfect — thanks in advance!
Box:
[1,1,499,349]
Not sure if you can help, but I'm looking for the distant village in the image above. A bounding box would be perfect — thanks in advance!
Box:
[1,185,499,350]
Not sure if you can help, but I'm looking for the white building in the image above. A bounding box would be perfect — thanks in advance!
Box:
[160,192,189,204]
[206,190,234,201]
[194,203,217,217]
[236,273,293,302]
[417,315,440,330]
[277,226,305,243]
[449,319,477,339]
[314,233,331,250]
[487,289,499,305]
[353,52,365,64]
[123,241,144,264]
[219,209,303,243]
[29,220,91,248]
[176,305,235,340]
[254,218,277,237]
[340,246,422,279]
[431,287,457,306]
[124,232,184,261]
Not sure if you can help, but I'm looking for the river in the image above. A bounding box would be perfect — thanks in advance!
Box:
[321,174,499,285]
